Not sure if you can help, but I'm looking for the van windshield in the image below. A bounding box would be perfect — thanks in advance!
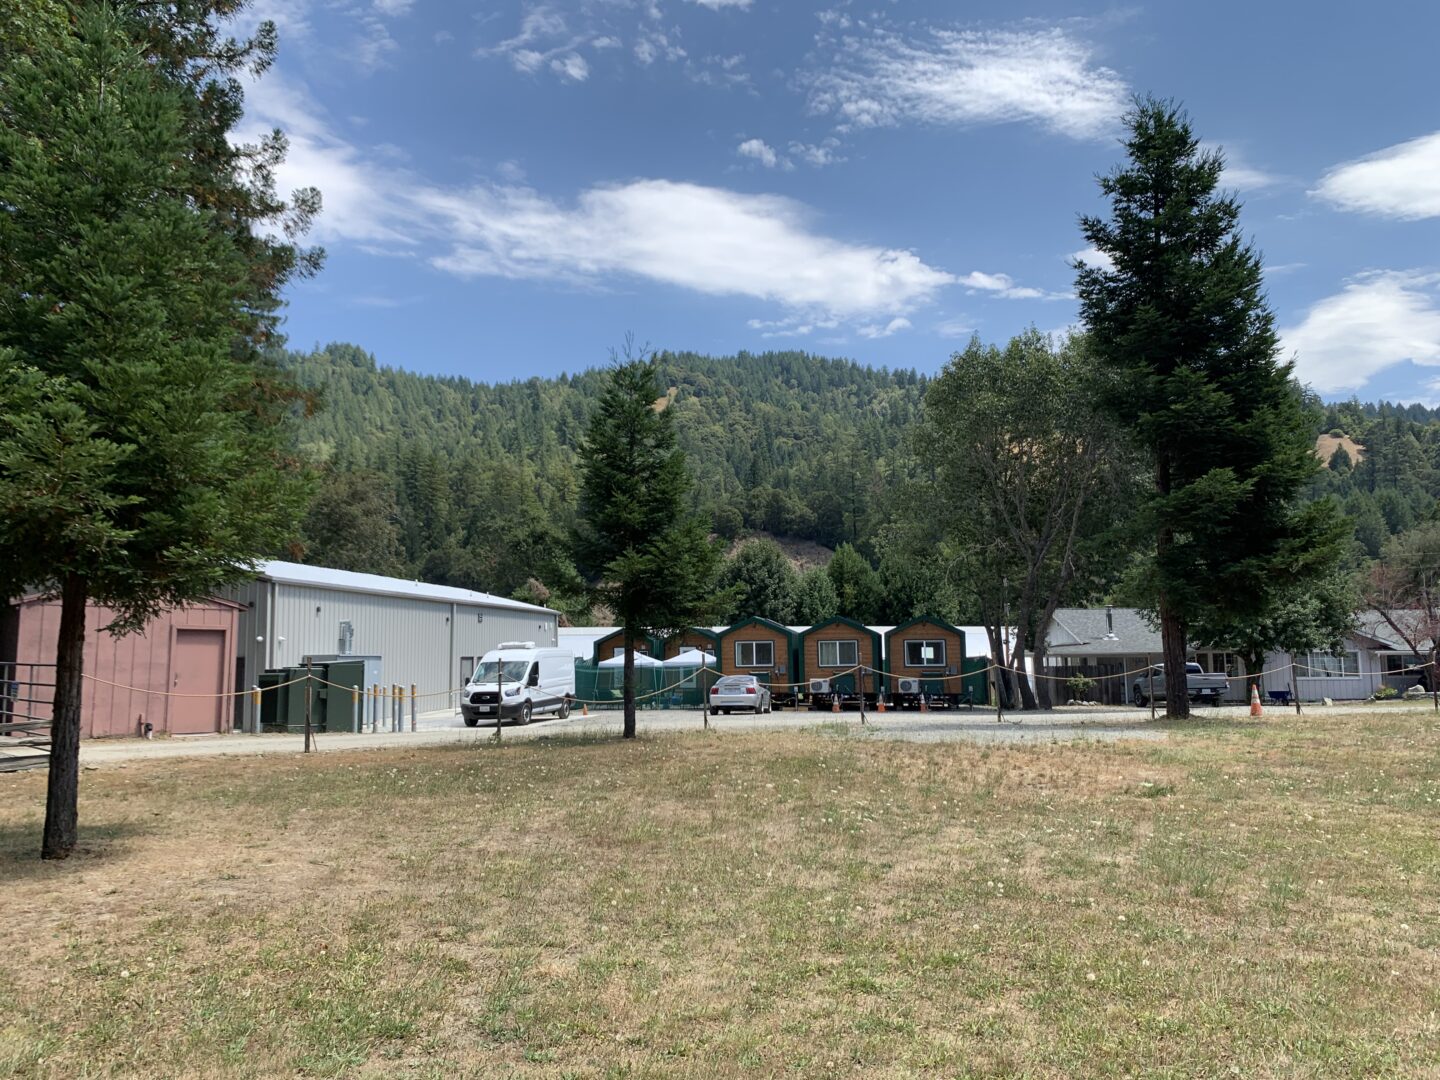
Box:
[471,661,531,683]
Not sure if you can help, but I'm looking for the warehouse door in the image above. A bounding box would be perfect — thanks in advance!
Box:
[169,629,227,734]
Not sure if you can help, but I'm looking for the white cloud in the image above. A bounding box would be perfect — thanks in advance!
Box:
[1313,131,1440,220]
[688,0,752,7]
[591,35,621,49]
[634,28,686,66]
[805,26,1127,140]
[858,317,912,339]
[1199,141,1281,191]
[434,30,455,44]
[960,270,1070,301]
[240,75,954,325]
[789,138,845,167]
[420,180,954,317]
[1070,246,1114,271]
[550,53,590,81]
[372,0,414,15]
[1279,271,1440,392]
[737,138,779,168]
[935,317,974,338]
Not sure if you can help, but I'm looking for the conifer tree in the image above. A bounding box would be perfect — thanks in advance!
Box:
[577,357,725,738]
[0,4,315,858]
[1076,97,1345,718]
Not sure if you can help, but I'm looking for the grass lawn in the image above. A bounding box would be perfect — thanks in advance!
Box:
[1,711,1438,1077]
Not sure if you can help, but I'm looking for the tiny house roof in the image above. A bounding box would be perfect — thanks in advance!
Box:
[257,561,556,615]
[801,615,882,644]
[718,616,799,643]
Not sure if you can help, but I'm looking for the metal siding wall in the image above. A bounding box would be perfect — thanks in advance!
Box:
[268,584,558,710]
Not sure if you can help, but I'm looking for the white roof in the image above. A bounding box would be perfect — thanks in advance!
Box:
[257,561,556,615]
[559,626,618,660]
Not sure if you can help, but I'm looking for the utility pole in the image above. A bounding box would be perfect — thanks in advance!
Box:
[303,658,313,753]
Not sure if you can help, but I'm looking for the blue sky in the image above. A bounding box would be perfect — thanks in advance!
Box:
[242,1,1440,404]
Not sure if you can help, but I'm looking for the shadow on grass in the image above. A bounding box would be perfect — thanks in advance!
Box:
[0,819,156,877]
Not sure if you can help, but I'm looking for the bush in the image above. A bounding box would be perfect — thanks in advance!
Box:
[1328,427,1345,438]
[1373,686,1399,701]
[1066,674,1096,702]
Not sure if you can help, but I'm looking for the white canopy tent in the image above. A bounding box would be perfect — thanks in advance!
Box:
[598,652,664,669]
[662,649,715,667]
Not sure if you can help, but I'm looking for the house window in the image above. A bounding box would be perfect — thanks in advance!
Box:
[1300,650,1360,678]
[904,639,946,667]
[817,640,858,668]
[735,640,774,668]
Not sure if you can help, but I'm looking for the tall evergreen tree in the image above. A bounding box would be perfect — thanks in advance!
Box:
[577,358,725,738]
[716,539,799,624]
[1075,97,1345,718]
[0,4,314,859]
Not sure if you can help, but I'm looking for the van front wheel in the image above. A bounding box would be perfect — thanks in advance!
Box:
[520,701,532,725]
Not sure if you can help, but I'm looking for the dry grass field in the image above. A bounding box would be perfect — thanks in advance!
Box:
[1,710,1438,1078]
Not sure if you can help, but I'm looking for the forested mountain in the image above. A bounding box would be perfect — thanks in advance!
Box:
[280,342,1440,622]
[281,343,929,618]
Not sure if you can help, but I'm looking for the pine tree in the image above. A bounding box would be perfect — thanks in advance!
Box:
[1076,97,1346,718]
[0,5,313,859]
[577,357,725,738]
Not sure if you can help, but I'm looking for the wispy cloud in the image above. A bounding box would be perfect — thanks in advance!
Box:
[1280,270,1440,392]
[737,138,780,168]
[1313,131,1440,220]
[1070,246,1113,271]
[858,316,912,339]
[1199,140,1283,191]
[960,270,1071,301]
[241,48,957,328]
[372,0,414,15]
[422,180,955,318]
[687,0,752,8]
[934,317,975,338]
[803,26,1127,141]
[550,52,590,81]
[788,138,845,167]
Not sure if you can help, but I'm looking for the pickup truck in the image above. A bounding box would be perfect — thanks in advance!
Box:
[1132,662,1230,707]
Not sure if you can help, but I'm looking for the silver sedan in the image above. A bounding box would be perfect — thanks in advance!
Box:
[708,674,773,715]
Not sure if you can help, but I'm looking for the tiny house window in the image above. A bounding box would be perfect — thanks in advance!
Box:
[817,640,858,668]
[904,639,946,667]
[735,640,774,668]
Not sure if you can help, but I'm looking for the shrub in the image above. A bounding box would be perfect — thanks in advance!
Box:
[1067,673,1096,702]
[1373,686,1399,701]
[1329,428,1345,438]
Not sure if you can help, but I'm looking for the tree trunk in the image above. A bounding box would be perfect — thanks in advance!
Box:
[1155,455,1189,719]
[42,574,87,860]
[1159,599,1189,720]
[1012,639,1038,711]
[622,632,637,739]
[1033,640,1053,709]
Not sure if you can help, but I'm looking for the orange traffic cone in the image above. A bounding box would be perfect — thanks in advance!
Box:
[919,695,929,713]
[1249,683,1263,717]
[876,696,886,713]
[581,703,589,717]
[831,695,840,713]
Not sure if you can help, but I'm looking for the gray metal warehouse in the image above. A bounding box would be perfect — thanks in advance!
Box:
[228,561,558,731]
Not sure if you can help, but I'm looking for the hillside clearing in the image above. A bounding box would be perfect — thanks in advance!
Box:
[1,713,1438,1077]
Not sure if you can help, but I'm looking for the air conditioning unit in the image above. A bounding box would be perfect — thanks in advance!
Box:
[896,678,921,695]
[809,678,831,694]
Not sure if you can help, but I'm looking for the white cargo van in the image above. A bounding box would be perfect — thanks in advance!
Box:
[461,642,575,727]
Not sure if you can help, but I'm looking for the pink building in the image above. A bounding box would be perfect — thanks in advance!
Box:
[2,597,241,738]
